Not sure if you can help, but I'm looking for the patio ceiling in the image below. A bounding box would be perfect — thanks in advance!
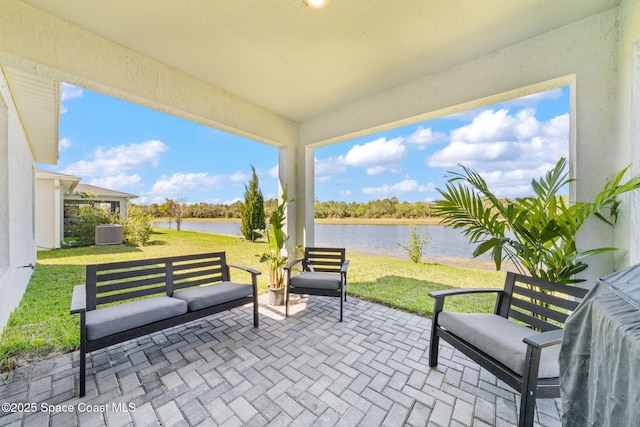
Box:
[17,0,619,123]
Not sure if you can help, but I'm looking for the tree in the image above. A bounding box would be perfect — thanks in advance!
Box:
[172,198,187,231]
[160,199,175,228]
[161,198,187,231]
[433,157,640,284]
[240,166,265,242]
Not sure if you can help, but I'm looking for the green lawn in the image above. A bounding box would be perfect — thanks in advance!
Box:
[0,228,505,371]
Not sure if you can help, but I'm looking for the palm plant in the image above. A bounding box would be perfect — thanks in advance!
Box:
[259,184,294,289]
[433,158,640,284]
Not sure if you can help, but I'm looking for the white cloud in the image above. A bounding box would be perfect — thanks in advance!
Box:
[89,173,141,190]
[59,137,72,151]
[223,197,242,205]
[61,83,83,101]
[362,179,435,197]
[315,156,347,183]
[230,171,250,182]
[477,163,559,197]
[344,137,407,175]
[61,140,168,176]
[405,126,445,149]
[269,165,279,178]
[428,110,568,170]
[150,172,226,195]
[428,108,569,198]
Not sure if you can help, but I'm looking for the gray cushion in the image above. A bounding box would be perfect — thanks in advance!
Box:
[438,312,560,378]
[290,272,342,290]
[173,281,253,312]
[86,296,188,341]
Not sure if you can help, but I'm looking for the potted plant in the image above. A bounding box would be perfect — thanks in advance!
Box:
[259,185,294,305]
[433,157,640,284]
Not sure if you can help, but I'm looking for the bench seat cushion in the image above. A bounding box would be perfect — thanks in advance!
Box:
[173,281,253,312]
[438,312,560,378]
[86,296,188,341]
[290,272,341,290]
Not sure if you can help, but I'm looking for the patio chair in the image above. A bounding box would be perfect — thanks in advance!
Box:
[284,247,349,321]
[428,272,588,427]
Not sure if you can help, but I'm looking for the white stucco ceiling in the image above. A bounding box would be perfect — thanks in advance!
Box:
[19,0,619,123]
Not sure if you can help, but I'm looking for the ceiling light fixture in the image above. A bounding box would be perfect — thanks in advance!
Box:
[305,0,328,9]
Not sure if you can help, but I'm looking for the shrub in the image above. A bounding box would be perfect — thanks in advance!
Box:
[397,225,431,263]
[122,211,153,246]
[66,206,115,245]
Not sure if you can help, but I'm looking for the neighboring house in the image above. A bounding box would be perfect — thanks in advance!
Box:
[35,169,137,250]
[34,169,80,250]
[65,183,137,229]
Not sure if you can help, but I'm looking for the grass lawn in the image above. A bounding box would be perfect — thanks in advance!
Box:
[0,227,505,371]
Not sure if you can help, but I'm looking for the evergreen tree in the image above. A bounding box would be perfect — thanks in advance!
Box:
[240,165,265,242]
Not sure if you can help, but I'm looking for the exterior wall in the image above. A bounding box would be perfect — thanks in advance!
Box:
[0,70,36,332]
[614,0,640,269]
[35,177,61,250]
[299,8,628,283]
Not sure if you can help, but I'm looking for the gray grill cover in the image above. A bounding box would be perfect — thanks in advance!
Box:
[559,264,640,426]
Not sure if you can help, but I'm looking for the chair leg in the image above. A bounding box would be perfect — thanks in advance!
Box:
[79,346,86,397]
[429,329,439,367]
[79,313,86,397]
[519,345,542,427]
[285,287,289,317]
[339,292,343,322]
[253,294,259,327]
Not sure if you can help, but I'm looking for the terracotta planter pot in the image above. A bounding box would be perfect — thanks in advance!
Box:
[268,287,285,306]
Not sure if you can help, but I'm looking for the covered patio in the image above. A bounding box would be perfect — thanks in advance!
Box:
[0,295,562,426]
[1,1,640,425]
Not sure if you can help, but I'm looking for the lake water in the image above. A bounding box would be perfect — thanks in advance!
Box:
[155,221,491,261]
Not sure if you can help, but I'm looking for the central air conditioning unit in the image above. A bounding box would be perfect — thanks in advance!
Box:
[95,224,123,246]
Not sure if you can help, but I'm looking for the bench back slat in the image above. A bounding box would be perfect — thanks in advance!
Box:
[86,252,230,308]
[97,275,167,294]
[95,266,166,283]
[173,267,224,283]
[303,247,345,273]
[497,271,589,331]
[97,285,168,305]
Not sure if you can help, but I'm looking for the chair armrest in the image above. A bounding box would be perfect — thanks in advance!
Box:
[428,288,503,299]
[430,288,503,319]
[70,285,87,314]
[341,259,350,273]
[228,264,261,276]
[523,328,563,349]
[284,258,304,271]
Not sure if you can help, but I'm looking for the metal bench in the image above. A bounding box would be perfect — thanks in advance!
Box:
[70,252,259,397]
[428,272,588,427]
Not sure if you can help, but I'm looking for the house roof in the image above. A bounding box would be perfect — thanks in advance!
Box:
[35,168,80,192]
[16,0,620,123]
[71,183,138,200]
[3,67,60,164]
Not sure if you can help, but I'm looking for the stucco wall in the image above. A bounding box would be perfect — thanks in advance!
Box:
[0,70,36,332]
[613,0,640,269]
[299,8,627,282]
[35,178,58,250]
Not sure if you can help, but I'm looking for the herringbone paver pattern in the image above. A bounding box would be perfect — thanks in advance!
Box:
[0,295,562,426]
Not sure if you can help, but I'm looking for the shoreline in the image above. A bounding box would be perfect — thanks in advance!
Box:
[153,217,444,226]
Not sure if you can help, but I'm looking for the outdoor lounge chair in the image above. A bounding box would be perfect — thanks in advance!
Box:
[284,247,349,321]
[428,272,588,427]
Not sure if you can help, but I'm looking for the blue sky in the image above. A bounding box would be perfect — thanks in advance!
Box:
[39,84,570,205]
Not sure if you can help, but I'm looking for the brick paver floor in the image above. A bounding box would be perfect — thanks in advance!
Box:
[0,295,562,426]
